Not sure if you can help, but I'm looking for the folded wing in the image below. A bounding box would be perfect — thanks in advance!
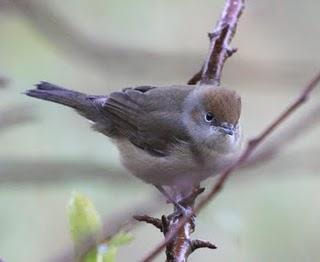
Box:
[102,85,193,156]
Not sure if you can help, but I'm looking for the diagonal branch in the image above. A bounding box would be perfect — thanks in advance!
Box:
[133,215,163,231]
[243,103,320,167]
[141,71,320,261]
[189,239,217,253]
[189,0,245,85]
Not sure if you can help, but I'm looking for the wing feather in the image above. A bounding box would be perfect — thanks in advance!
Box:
[101,85,193,156]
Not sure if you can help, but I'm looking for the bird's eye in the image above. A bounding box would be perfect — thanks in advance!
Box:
[205,112,214,122]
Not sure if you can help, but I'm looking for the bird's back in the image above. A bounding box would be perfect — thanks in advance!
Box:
[101,85,194,156]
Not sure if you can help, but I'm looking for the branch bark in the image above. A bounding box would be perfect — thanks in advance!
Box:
[188,0,245,85]
[141,71,320,261]
[51,72,320,261]
[134,187,215,262]
[15,0,319,261]
[137,1,245,261]
[243,103,320,167]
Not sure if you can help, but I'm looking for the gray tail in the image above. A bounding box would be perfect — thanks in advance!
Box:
[25,81,103,122]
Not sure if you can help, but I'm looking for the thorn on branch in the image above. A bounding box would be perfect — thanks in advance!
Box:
[190,239,217,253]
[208,31,218,41]
[187,70,202,85]
[133,215,162,231]
[188,0,245,85]
[226,47,237,57]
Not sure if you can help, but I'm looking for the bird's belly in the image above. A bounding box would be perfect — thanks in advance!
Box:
[114,139,229,186]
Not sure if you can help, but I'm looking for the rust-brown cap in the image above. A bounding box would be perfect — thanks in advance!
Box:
[202,87,241,125]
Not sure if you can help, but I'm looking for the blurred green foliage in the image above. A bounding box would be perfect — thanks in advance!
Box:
[68,191,102,244]
[67,192,133,262]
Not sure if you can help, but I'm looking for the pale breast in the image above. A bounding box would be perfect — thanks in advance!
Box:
[114,139,232,186]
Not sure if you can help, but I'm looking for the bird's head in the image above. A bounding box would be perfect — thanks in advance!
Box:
[183,85,242,153]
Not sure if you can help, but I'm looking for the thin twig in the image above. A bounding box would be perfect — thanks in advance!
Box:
[133,215,163,231]
[141,1,246,259]
[243,103,320,167]
[188,0,245,85]
[47,75,319,261]
[140,72,320,262]
[134,187,207,261]
[189,239,217,253]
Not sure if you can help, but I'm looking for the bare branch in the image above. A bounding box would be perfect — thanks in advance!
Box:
[189,239,217,253]
[136,2,246,258]
[133,215,163,231]
[141,72,320,262]
[243,103,320,167]
[133,186,208,261]
[142,0,246,258]
[189,0,245,85]
[187,70,202,85]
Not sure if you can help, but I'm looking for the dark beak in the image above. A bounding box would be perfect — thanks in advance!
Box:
[219,125,234,136]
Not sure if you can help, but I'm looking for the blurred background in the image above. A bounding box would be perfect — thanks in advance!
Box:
[1,0,320,261]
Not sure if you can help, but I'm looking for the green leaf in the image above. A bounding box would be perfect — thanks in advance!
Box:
[67,192,134,262]
[83,249,97,262]
[67,191,102,244]
[108,232,134,247]
[97,244,117,262]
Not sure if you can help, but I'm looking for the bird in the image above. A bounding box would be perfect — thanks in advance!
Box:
[26,82,242,206]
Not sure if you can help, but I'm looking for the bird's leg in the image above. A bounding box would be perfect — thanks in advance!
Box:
[154,185,191,217]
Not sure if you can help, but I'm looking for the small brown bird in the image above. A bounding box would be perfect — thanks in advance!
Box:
[26,82,241,200]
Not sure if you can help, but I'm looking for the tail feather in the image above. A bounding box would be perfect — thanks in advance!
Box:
[26,81,104,122]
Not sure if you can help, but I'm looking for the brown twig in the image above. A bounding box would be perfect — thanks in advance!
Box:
[134,186,212,262]
[141,72,320,261]
[189,239,217,253]
[188,0,245,85]
[133,215,163,231]
[243,103,320,167]
[137,1,246,260]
